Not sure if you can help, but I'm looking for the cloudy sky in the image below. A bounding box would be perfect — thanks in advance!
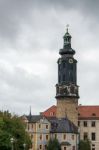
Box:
[0,0,99,115]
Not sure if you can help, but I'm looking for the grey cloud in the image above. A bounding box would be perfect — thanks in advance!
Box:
[0,59,56,114]
[0,0,99,42]
[0,0,34,40]
[0,65,47,92]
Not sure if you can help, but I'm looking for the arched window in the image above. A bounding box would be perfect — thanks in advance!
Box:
[63,62,65,68]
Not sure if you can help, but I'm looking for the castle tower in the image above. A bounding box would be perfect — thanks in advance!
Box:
[56,27,79,126]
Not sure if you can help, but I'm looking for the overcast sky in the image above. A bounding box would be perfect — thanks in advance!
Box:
[0,0,99,115]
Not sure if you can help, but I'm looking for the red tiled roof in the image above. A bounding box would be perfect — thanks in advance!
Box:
[41,105,57,117]
[78,105,99,119]
[42,105,99,119]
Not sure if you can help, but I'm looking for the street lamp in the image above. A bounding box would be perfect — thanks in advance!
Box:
[10,137,14,150]
[23,143,26,150]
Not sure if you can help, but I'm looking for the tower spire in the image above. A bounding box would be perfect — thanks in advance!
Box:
[66,24,69,33]
[29,106,32,119]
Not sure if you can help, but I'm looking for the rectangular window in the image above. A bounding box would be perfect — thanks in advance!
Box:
[39,124,41,128]
[45,145,47,150]
[32,124,33,129]
[72,146,75,150]
[64,147,66,150]
[91,133,96,141]
[78,121,80,126]
[40,134,42,140]
[63,134,66,140]
[91,121,95,127]
[50,112,55,116]
[72,135,74,140]
[45,145,47,149]
[40,145,42,149]
[83,121,87,127]
[83,132,88,140]
[92,144,95,150]
[46,124,48,129]
[46,135,49,140]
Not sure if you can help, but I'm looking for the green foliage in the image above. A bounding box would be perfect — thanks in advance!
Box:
[47,138,61,150]
[79,139,91,150]
[0,111,31,150]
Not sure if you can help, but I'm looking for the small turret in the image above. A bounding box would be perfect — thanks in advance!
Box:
[29,106,32,120]
[59,26,75,55]
[63,27,71,48]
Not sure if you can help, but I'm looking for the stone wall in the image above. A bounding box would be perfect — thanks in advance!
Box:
[56,97,78,126]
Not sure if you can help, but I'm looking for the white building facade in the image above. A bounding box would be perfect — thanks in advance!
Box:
[23,115,78,150]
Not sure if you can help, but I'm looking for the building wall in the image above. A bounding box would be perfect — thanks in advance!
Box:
[56,98,78,126]
[79,119,99,150]
[26,118,50,150]
[26,122,36,150]
[36,119,50,150]
[51,133,78,150]
[26,119,78,150]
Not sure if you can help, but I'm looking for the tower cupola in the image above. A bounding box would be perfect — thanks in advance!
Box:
[63,27,71,48]
[59,27,75,55]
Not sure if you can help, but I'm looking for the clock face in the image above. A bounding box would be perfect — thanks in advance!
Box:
[69,59,73,63]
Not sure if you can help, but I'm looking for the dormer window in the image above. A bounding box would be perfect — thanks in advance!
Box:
[78,113,80,116]
[50,112,55,116]
[92,113,96,116]
[84,121,87,127]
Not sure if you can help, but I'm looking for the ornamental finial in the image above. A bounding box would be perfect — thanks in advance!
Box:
[66,24,69,33]
[29,106,31,117]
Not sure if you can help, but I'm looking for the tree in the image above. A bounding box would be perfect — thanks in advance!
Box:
[0,111,31,150]
[47,138,61,150]
[79,139,91,150]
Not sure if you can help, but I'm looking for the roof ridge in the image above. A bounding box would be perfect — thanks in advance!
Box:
[43,105,56,112]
